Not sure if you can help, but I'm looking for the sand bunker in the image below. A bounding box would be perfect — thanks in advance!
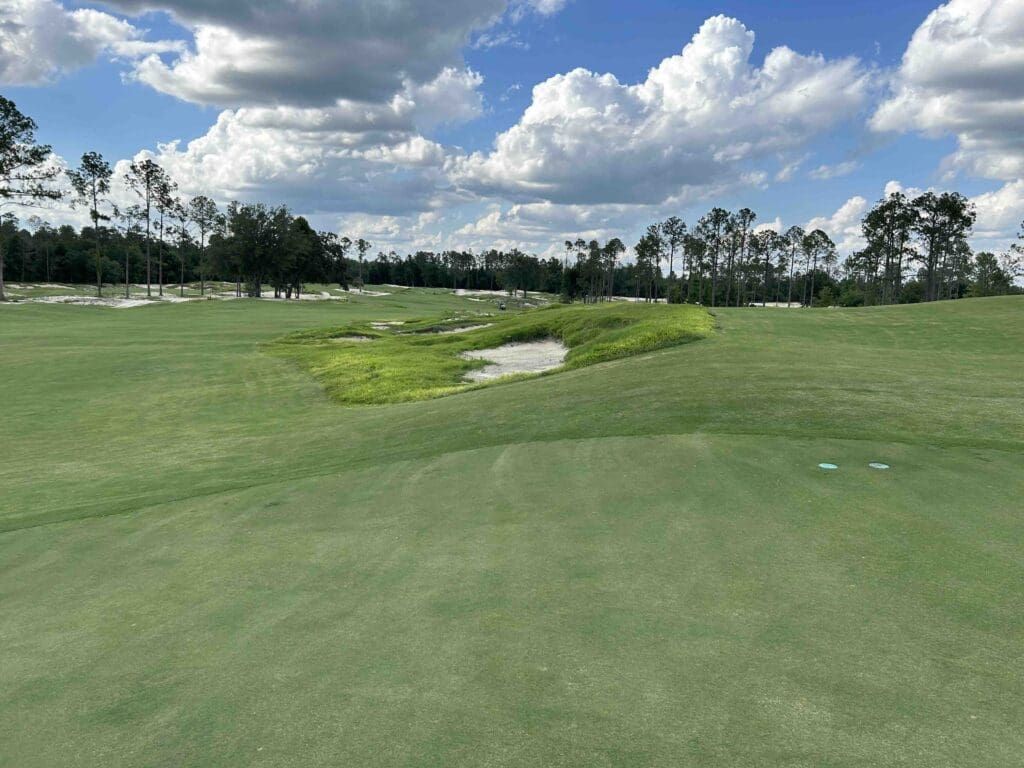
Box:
[461,339,568,381]
[29,296,154,309]
[258,290,347,301]
[331,335,374,343]
[453,288,538,298]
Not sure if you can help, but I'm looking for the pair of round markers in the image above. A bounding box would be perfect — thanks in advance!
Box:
[818,462,889,471]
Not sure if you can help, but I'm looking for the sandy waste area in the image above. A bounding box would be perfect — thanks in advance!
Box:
[461,339,568,381]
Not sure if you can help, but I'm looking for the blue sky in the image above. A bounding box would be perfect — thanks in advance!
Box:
[1,0,1021,257]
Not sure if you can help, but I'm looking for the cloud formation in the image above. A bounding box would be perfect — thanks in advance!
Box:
[871,0,1024,181]
[452,16,872,206]
[0,0,181,85]
[808,161,859,181]
[805,196,869,254]
[101,0,558,107]
[122,66,486,217]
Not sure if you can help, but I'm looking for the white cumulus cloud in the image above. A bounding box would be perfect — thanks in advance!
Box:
[0,0,181,85]
[871,0,1024,181]
[805,196,869,255]
[452,15,873,207]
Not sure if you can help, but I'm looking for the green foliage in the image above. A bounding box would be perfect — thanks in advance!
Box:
[838,286,866,307]
[270,302,714,404]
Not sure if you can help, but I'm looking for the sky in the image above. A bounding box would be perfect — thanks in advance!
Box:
[2,0,1022,261]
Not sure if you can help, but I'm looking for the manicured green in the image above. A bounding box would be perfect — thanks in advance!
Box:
[1,293,1022,767]
[271,302,714,404]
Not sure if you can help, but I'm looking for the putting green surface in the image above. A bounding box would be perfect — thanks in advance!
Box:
[2,293,1022,766]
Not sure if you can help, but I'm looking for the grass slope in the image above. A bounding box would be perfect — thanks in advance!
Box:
[1,294,1023,767]
[271,302,714,404]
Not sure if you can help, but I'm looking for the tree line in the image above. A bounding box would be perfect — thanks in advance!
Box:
[605,198,1021,308]
[2,94,1021,304]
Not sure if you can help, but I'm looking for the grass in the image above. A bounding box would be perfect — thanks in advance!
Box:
[270,302,714,404]
[1,292,1022,766]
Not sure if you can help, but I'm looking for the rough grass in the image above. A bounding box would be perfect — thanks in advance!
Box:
[269,302,715,404]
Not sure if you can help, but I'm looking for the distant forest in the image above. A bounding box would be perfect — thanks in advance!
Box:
[2,95,1022,305]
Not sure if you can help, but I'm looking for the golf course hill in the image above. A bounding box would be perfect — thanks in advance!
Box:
[1,291,1021,767]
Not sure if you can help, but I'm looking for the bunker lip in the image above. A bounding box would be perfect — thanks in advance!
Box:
[410,323,495,336]
[461,339,568,382]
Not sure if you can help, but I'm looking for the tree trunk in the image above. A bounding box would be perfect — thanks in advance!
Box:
[808,256,818,307]
[668,249,675,301]
[686,252,695,303]
[157,224,164,297]
[724,250,733,307]
[787,247,796,306]
[125,250,130,299]
[145,218,152,298]
[0,242,6,302]
[710,245,719,308]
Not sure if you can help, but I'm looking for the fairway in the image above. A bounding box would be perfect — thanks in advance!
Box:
[2,294,1023,766]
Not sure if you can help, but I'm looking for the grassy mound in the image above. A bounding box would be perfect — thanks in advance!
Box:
[270,302,715,404]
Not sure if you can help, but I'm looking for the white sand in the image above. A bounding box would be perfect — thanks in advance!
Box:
[258,290,347,301]
[31,296,153,309]
[330,335,375,343]
[454,288,525,297]
[371,321,405,330]
[461,339,568,381]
